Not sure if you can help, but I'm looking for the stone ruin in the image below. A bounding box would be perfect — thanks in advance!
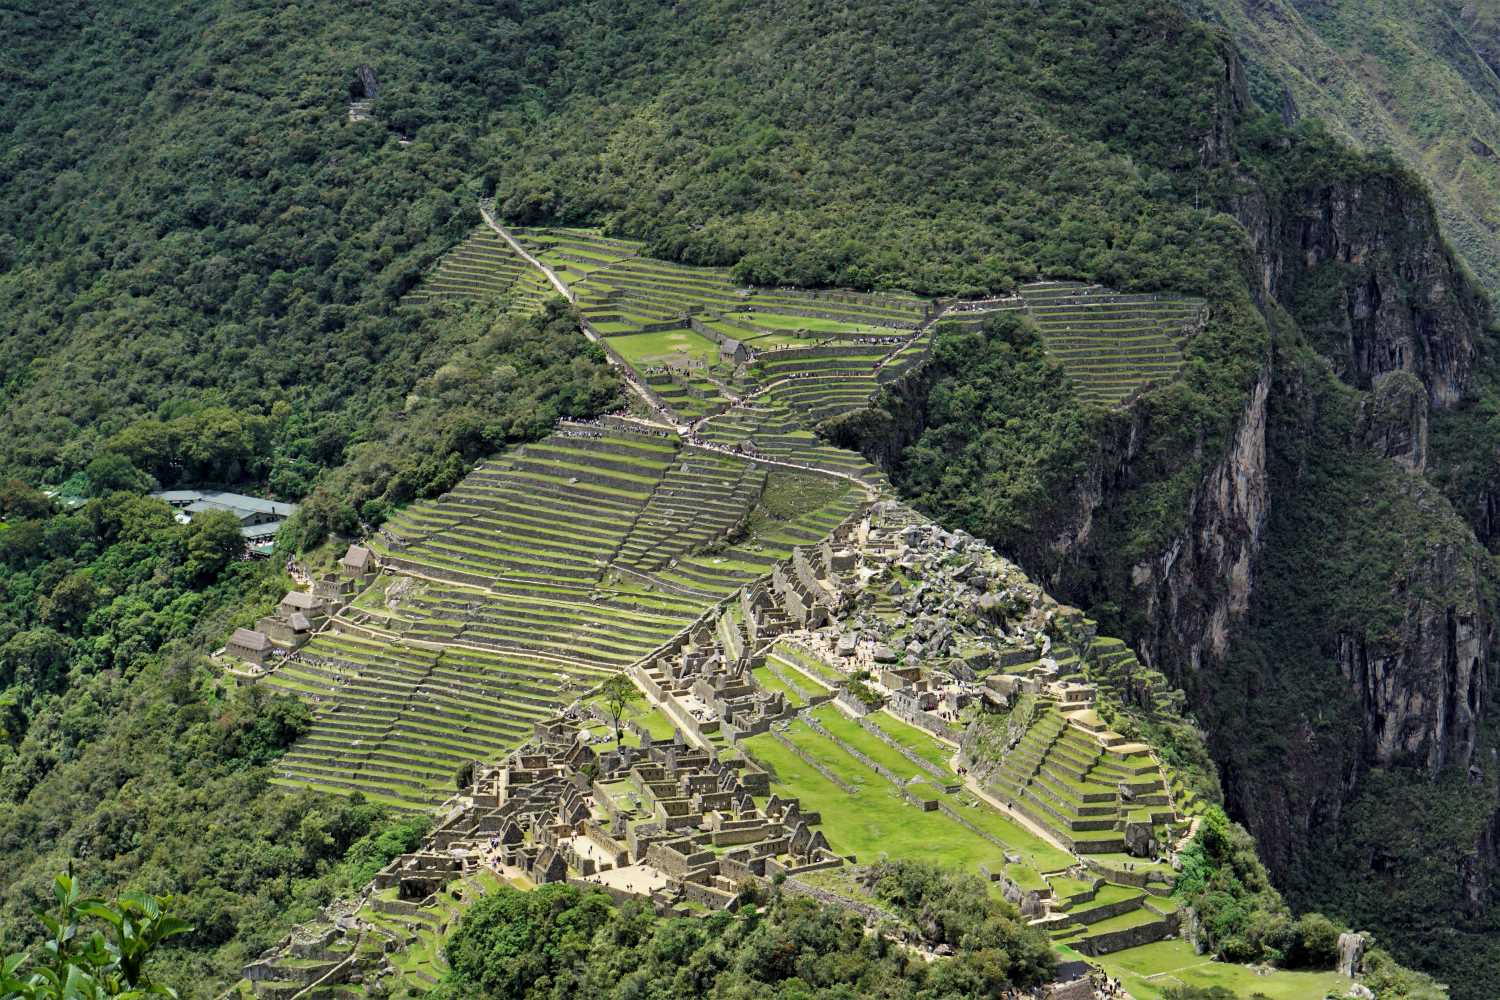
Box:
[241,713,841,997]
[228,544,374,666]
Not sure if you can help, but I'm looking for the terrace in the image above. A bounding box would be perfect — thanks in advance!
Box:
[406,225,551,316]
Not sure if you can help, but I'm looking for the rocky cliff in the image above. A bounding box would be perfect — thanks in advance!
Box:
[1242,151,1486,408]
[1130,366,1270,678]
[841,66,1500,993]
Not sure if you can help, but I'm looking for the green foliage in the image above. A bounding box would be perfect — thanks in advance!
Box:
[1159,988,1243,1000]
[489,0,1253,297]
[598,675,641,747]
[844,678,884,711]
[0,871,188,999]
[1360,946,1450,1000]
[1294,766,1493,1000]
[1172,806,1357,970]
[0,497,417,992]
[2,0,619,506]
[863,861,1055,984]
[182,511,244,584]
[437,864,1053,1000]
[1190,0,1500,296]
[879,315,1095,546]
[280,301,620,551]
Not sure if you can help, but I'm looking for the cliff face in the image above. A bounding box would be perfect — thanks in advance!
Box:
[1039,86,1499,898]
[1239,157,1486,409]
[1188,0,1500,298]
[1333,495,1492,774]
[1130,366,1270,677]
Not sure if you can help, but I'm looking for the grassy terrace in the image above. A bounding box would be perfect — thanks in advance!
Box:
[697,405,888,486]
[983,704,1181,859]
[868,709,955,770]
[751,661,822,708]
[406,225,547,315]
[272,423,872,809]
[515,225,928,349]
[616,449,766,572]
[741,720,1060,873]
[1019,282,1202,407]
[609,328,721,366]
[515,225,1204,412]
[373,431,681,587]
[625,469,862,600]
[734,342,903,427]
[1076,939,1351,1000]
[808,704,939,783]
[397,583,697,666]
[267,632,582,810]
[770,642,845,687]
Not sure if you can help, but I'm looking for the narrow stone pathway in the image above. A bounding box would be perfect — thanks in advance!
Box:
[948,751,1075,857]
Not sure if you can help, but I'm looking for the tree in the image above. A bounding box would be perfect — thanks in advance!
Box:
[184,509,245,581]
[0,870,189,999]
[0,481,53,521]
[82,455,154,498]
[0,630,71,694]
[41,573,100,634]
[598,675,641,748]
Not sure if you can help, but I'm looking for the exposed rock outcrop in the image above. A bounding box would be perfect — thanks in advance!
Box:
[1235,151,1486,409]
[1358,370,1429,473]
[1334,481,1491,774]
[1132,366,1270,676]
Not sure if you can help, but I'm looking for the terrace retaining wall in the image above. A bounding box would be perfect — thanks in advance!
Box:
[766,729,856,793]
[855,716,956,786]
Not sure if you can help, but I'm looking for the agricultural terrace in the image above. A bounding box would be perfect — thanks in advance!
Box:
[697,404,890,486]
[266,424,867,808]
[405,225,552,316]
[945,282,1206,407]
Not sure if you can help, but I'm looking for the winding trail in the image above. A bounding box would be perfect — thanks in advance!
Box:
[479,202,686,431]
[479,201,890,496]
[479,201,572,301]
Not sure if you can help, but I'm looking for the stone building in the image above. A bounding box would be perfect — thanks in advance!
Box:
[227,628,273,667]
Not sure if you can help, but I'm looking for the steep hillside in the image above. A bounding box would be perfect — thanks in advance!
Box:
[1188,0,1500,297]
[2,0,1497,996]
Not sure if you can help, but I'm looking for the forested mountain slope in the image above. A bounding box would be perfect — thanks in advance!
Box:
[2,0,1499,996]
[1189,0,1500,296]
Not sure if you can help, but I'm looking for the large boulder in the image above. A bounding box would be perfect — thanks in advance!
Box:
[1337,931,1369,977]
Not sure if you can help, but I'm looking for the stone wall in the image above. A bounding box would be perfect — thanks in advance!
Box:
[885,696,953,738]
[1072,908,1178,957]
[781,877,890,924]
[768,729,856,792]
[854,715,958,787]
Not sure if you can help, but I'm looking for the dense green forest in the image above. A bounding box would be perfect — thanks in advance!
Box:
[0,480,439,988]
[1187,0,1500,297]
[433,863,1054,1000]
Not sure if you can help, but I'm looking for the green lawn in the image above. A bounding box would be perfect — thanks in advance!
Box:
[751,664,809,708]
[1074,939,1352,1000]
[946,793,1075,872]
[868,710,956,770]
[742,731,1009,873]
[771,643,844,686]
[740,311,890,334]
[607,328,719,367]
[810,704,936,784]
[741,329,832,348]
[579,693,679,746]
